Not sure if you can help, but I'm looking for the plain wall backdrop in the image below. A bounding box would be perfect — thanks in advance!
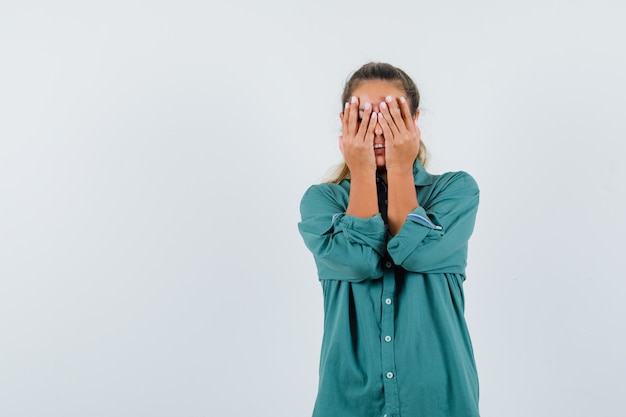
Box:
[1,1,625,416]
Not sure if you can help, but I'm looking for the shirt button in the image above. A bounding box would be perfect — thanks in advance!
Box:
[385,261,393,268]
[386,372,394,379]
[385,335,392,342]
[385,298,392,305]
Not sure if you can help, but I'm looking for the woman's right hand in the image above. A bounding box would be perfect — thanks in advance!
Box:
[339,96,378,175]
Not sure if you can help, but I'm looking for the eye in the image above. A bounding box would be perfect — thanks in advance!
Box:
[358,110,364,123]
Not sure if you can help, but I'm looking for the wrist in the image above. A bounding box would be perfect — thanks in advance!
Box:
[385,165,413,177]
[349,167,377,179]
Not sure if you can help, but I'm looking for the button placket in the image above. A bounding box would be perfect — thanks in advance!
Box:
[380,267,399,414]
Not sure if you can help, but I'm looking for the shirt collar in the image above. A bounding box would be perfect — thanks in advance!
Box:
[413,159,436,186]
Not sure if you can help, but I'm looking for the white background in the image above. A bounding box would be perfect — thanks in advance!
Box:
[1,1,625,416]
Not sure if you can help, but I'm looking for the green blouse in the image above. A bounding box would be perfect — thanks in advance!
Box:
[298,161,481,417]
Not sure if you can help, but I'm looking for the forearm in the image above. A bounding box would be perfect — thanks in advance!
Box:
[346,170,379,218]
[386,168,418,235]
[299,184,387,281]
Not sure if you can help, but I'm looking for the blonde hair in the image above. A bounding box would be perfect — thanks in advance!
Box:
[325,62,428,184]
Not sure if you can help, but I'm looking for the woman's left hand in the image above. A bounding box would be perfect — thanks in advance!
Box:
[377,96,420,173]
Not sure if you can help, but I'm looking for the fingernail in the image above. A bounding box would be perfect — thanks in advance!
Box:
[380,102,387,110]
[365,102,371,110]
[386,96,393,103]
[345,102,349,109]
[378,112,383,118]
[351,96,358,104]
[400,97,406,103]
[371,112,377,119]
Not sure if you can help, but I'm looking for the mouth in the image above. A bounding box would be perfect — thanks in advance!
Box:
[373,144,384,150]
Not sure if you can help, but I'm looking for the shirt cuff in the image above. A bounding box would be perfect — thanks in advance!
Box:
[327,213,387,255]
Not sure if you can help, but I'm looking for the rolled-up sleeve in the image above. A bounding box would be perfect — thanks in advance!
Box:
[387,172,479,274]
[298,184,386,282]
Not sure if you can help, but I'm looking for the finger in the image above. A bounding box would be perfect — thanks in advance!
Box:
[386,96,405,131]
[347,96,359,134]
[399,96,415,130]
[341,103,349,137]
[356,102,373,139]
[364,110,377,145]
[379,99,401,138]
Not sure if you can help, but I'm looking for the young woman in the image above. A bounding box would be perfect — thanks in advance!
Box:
[298,62,481,417]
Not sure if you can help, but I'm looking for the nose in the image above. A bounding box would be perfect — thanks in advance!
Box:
[372,104,383,136]
[374,121,383,136]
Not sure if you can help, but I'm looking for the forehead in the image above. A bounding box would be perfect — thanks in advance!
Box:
[352,80,406,102]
